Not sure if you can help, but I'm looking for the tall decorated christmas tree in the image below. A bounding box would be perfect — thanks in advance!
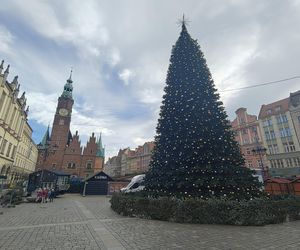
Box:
[145,18,262,200]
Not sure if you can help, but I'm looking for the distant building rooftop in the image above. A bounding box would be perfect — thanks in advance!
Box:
[258,97,289,119]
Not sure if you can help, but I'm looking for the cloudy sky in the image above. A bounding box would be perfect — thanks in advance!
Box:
[1,0,300,158]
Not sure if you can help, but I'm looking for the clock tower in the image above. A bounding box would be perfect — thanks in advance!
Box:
[47,71,74,168]
[36,70,105,177]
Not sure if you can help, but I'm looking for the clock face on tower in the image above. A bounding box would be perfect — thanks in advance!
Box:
[59,108,69,116]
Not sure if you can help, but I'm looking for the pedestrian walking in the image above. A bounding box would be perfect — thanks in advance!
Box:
[41,188,48,203]
[36,188,42,203]
[49,188,55,202]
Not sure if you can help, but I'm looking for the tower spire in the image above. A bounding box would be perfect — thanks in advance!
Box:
[96,132,105,157]
[11,75,18,90]
[68,68,73,83]
[61,70,73,99]
[4,64,10,74]
[3,64,10,81]
[40,125,50,148]
[0,60,4,74]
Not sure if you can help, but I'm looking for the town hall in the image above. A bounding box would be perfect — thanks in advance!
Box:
[36,72,105,178]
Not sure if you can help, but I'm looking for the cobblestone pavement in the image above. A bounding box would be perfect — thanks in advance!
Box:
[0,194,300,250]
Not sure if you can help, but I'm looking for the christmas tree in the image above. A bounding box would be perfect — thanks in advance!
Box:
[144,18,262,200]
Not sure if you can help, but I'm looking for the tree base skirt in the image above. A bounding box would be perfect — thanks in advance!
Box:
[110,193,300,226]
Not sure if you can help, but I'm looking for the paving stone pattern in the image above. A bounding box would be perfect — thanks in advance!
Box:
[0,194,300,249]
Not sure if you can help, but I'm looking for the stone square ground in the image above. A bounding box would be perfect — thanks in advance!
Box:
[0,194,299,249]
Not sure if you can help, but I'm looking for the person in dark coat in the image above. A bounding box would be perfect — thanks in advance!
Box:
[49,189,55,202]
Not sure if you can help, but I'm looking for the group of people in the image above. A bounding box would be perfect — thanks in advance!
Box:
[35,187,55,203]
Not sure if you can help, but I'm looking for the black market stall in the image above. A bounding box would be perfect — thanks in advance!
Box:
[27,170,70,194]
[82,171,113,195]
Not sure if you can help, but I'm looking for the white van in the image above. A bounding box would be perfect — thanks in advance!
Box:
[121,174,145,193]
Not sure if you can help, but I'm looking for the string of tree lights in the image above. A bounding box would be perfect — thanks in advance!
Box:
[144,19,262,200]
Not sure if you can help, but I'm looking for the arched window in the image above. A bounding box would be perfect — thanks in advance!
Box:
[0,165,6,175]
[6,166,11,176]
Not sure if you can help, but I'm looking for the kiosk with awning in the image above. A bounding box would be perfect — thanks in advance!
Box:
[82,171,113,195]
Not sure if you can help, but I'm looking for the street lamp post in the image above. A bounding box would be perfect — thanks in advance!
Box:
[252,146,267,180]
[82,181,88,197]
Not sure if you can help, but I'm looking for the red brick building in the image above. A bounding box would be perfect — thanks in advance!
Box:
[36,72,105,178]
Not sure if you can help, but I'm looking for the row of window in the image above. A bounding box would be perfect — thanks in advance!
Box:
[242,127,257,134]
[265,127,292,140]
[266,106,282,115]
[265,130,276,140]
[18,145,30,157]
[262,114,289,127]
[268,144,279,154]
[276,114,288,124]
[279,127,292,137]
[283,142,296,152]
[245,147,265,155]
[270,158,300,168]
[15,157,25,168]
[234,126,257,136]
[241,136,260,145]
[267,141,296,154]
[0,91,24,135]
[270,159,285,168]
[0,136,16,159]
[66,161,93,169]
[263,119,273,127]
[246,160,262,168]
[15,157,34,170]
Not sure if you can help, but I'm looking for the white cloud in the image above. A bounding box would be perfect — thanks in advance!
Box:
[133,137,154,146]
[118,68,135,86]
[2,0,300,158]
[1,0,111,60]
[0,25,14,55]
[108,48,121,66]
[26,92,58,125]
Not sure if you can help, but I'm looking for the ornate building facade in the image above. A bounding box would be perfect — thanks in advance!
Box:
[14,121,38,179]
[258,91,300,177]
[231,108,268,171]
[36,72,105,178]
[104,142,154,177]
[0,60,38,184]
